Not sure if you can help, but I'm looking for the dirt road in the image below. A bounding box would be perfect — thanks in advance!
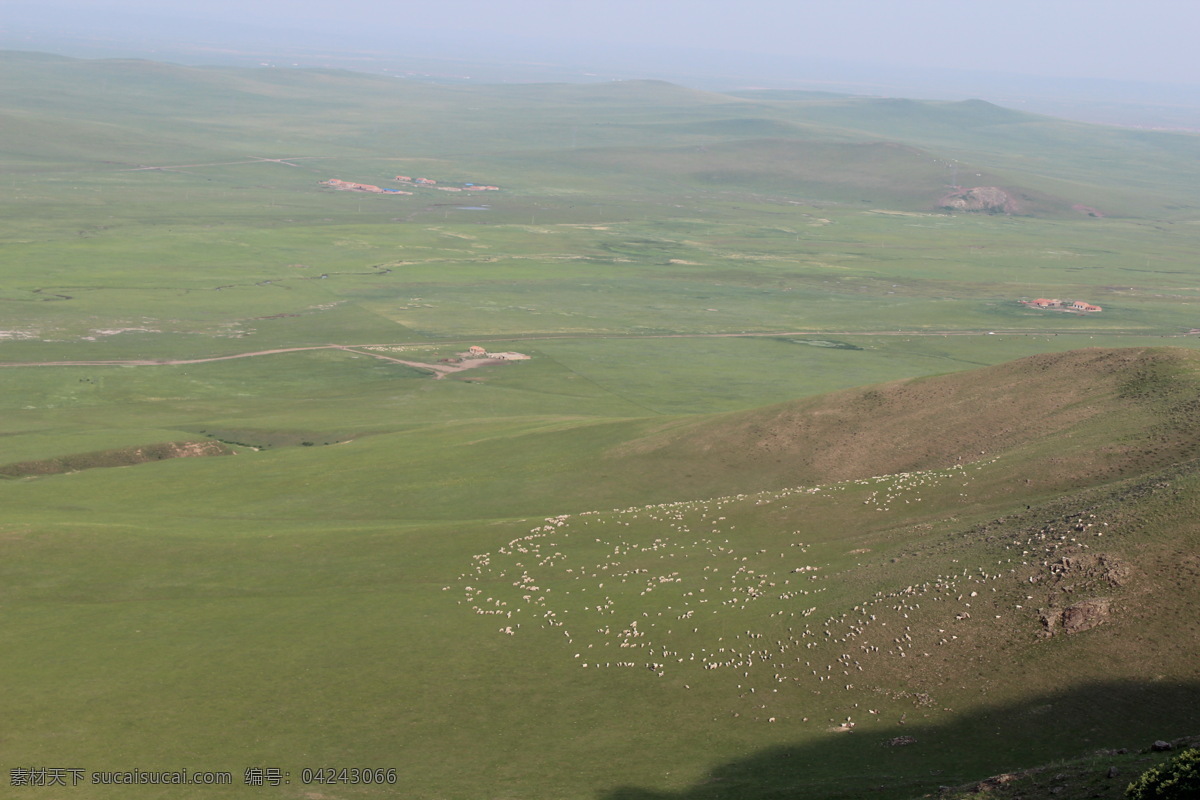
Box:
[0,329,1184,372]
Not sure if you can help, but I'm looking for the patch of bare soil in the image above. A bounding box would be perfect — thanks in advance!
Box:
[334,347,518,379]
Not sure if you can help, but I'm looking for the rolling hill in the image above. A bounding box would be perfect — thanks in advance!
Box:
[444,346,1200,799]
[603,346,1200,499]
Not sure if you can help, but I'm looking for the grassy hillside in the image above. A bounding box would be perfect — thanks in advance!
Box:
[2,51,1200,799]
[604,347,1200,495]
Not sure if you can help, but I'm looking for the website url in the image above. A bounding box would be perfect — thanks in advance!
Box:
[90,770,233,786]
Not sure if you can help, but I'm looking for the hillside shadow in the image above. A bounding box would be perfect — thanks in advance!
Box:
[598,680,1200,800]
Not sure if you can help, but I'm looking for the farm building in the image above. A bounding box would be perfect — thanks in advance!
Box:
[1070,301,1102,312]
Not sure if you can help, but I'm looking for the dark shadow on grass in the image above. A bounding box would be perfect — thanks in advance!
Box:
[598,680,1200,800]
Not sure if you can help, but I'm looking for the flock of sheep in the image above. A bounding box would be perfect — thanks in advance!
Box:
[453,456,1111,725]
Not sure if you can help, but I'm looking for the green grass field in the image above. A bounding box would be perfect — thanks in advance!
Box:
[2,51,1200,799]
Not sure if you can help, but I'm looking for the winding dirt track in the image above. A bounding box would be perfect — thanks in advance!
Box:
[0,344,495,379]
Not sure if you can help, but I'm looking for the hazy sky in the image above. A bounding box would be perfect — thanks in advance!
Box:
[9,0,1200,86]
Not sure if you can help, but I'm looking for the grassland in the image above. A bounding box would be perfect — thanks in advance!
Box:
[1,50,1199,799]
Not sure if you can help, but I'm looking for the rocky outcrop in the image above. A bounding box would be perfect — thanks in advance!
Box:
[1042,597,1112,636]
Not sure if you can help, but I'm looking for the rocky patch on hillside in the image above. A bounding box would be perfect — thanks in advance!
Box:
[1043,597,1113,636]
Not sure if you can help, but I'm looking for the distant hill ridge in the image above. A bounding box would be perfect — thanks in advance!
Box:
[4,49,1200,216]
